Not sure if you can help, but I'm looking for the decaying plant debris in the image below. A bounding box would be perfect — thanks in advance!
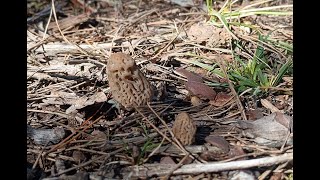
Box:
[27,0,293,179]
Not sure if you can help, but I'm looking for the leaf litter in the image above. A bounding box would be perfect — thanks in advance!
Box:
[27,0,293,179]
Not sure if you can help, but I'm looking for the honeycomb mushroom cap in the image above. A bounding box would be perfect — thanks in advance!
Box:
[106,53,152,110]
[172,112,196,145]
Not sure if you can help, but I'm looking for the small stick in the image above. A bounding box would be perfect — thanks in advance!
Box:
[126,153,292,177]
[163,154,190,180]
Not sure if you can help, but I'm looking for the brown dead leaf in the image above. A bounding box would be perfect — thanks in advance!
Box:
[160,156,176,164]
[181,156,193,165]
[27,125,65,145]
[200,150,229,161]
[188,22,216,42]
[228,145,247,160]
[274,95,289,110]
[274,112,293,131]
[270,172,283,180]
[209,92,233,107]
[261,99,281,113]
[188,22,232,47]
[42,90,108,114]
[246,109,264,120]
[236,113,293,147]
[186,81,216,100]
[205,136,230,153]
[90,130,107,141]
[176,68,217,100]
[48,14,89,32]
[206,54,234,64]
[175,68,203,82]
[186,66,227,83]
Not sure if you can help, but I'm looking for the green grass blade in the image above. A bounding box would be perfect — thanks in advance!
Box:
[271,59,293,86]
[230,71,259,87]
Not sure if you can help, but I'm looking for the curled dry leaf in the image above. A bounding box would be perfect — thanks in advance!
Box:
[41,90,108,114]
[175,67,203,82]
[261,98,281,113]
[201,135,230,161]
[187,22,232,47]
[228,170,255,180]
[236,112,293,148]
[27,125,65,145]
[228,145,247,160]
[106,53,153,110]
[160,156,176,164]
[66,91,108,114]
[274,111,292,131]
[181,156,194,165]
[48,14,89,32]
[209,92,233,107]
[176,68,216,100]
[270,172,283,180]
[172,112,196,145]
[246,109,264,120]
[188,22,216,42]
[186,81,217,100]
[205,136,230,153]
[200,150,229,161]
[90,130,107,140]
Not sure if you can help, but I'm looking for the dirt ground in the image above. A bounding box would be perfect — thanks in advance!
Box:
[27,0,293,179]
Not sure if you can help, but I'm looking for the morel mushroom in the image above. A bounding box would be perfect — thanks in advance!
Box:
[172,112,196,145]
[106,53,152,110]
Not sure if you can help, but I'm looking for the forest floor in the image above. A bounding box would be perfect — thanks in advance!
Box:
[27,0,293,179]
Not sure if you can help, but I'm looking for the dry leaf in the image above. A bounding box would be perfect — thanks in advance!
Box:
[175,68,204,82]
[186,81,217,100]
[228,145,247,160]
[270,172,283,180]
[41,90,108,114]
[209,92,233,106]
[66,91,108,114]
[261,99,282,113]
[205,136,230,153]
[188,23,216,42]
[228,170,255,180]
[236,113,293,147]
[176,68,217,100]
[160,156,176,164]
[181,156,193,165]
[48,14,89,32]
[246,109,264,120]
[200,150,229,161]
[274,111,293,131]
[188,22,232,47]
[90,130,107,141]
[27,125,65,145]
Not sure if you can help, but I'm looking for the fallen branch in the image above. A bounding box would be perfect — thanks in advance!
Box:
[28,40,143,54]
[124,153,292,177]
